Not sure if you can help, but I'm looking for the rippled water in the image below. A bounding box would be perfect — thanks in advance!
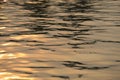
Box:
[0,0,120,80]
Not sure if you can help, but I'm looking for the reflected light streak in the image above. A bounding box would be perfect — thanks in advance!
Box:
[1,42,21,46]
[10,34,49,42]
[0,72,35,80]
[0,50,6,53]
[0,27,6,29]
[0,53,26,59]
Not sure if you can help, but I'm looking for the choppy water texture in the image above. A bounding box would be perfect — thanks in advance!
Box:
[0,0,120,80]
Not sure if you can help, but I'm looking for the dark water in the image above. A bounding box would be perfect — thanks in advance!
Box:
[0,0,120,80]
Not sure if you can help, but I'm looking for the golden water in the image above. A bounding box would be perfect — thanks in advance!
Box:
[0,0,120,80]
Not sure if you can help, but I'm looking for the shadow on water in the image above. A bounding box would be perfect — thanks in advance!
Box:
[21,0,99,50]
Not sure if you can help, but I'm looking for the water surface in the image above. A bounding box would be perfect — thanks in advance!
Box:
[0,0,120,80]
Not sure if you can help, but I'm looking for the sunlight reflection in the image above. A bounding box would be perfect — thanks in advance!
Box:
[0,0,120,80]
[0,50,6,53]
[1,42,21,46]
[0,53,26,59]
[0,27,6,29]
[0,16,7,20]
[10,34,49,42]
[0,72,35,80]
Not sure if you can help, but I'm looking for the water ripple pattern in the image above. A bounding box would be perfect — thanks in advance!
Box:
[0,0,120,80]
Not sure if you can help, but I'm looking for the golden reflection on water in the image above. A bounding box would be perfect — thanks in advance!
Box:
[0,53,26,59]
[0,52,35,80]
[0,72,35,80]
[0,0,120,80]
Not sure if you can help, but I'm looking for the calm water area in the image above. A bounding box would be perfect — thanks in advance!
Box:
[0,0,120,80]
